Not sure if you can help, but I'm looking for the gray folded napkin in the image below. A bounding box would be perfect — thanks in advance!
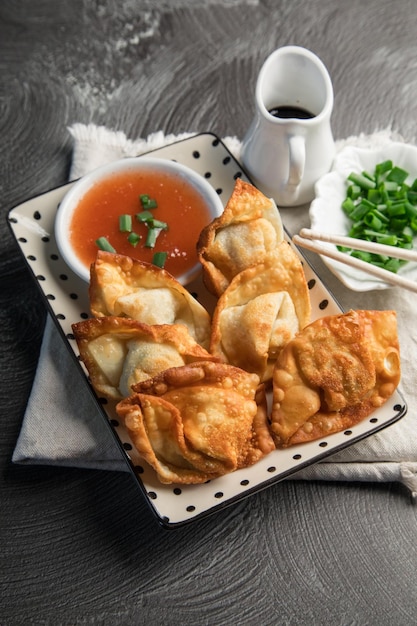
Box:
[12,124,417,497]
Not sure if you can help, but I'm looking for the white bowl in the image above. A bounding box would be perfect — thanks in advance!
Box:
[55,156,224,284]
[310,141,417,291]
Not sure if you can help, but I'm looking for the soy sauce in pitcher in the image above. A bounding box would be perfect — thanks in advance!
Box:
[268,105,315,119]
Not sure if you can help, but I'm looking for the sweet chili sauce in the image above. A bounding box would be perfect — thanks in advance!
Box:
[69,168,214,278]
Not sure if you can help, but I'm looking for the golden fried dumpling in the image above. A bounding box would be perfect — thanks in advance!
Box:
[117,392,219,484]
[271,310,401,447]
[116,361,275,484]
[89,251,211,348]
[209,242,311,382]
[72,317,217,400]
[197,178,284,296]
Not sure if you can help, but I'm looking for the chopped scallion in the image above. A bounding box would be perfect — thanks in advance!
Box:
[348,172,376,190]
[136,210,154,222]
[387,166,409,184]
[145,227,159,248]
[140,194,158,210]
[375,160,392,174]
[119,214,132,232]
[347,184,361,200]
[341,159,417,273]
[152,251,168,268]
[96,236,116,253]
[148,218,168,230]
[127,232,141,247]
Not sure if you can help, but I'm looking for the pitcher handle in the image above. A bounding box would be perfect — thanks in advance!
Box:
[287,134,305,190]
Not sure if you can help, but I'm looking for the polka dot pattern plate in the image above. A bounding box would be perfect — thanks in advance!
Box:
[7,133,407,528]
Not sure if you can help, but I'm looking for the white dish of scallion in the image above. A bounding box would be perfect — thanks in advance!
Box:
[310,141,417,291]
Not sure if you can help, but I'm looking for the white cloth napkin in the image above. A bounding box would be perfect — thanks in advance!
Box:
[12,124,417,498]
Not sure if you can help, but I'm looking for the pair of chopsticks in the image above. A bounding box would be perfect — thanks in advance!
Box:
[293,228,417,294]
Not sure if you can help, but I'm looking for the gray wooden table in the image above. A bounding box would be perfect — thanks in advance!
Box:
[2,2,417,624]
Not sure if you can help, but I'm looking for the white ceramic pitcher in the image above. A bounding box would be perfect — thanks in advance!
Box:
[241,46,335,206]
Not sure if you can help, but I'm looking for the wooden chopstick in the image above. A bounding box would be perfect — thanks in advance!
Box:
[293,231,417,294]
[298,228,417,262]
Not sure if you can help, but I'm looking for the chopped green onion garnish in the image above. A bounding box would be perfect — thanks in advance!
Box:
[341,160,416,273]
[136,210,154,222]
[384,258,403,273]
[127,232,141,247]
[348,172,376,190]
[139,194,158,209]
[386,203,406,217]
[96,236,116,253]
[361,170,376,183]
[152,251,168,268]
[347,184,361,200]
[377,234,398,246]
[119,214,132,232]
[387,166,408,184]
[367,189,383,205]
[350,201,372,220]
[342,197,355,214]
[381,180,398,192]
[375,160,392,177]
[136,211,168,229]
[363,212,383,230]
[350,250,374,263]
[148,218,168,230]
[145,227,159,248]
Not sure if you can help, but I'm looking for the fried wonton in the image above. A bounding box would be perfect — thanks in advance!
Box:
[116,361,275,484]
[89,251,211,348]
[197,178,284,296]
[271,309,401,447]
[209,242,311,382]
[72,316,218,399]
